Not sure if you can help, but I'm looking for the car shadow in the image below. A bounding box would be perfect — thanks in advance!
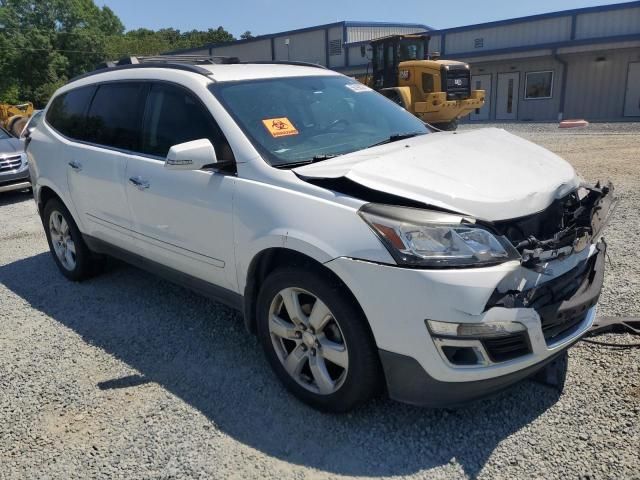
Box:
[0,252,561,478]
[0,189,32,207]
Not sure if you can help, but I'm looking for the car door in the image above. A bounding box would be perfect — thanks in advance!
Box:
[64,82,147,250]
[124,82,237,292]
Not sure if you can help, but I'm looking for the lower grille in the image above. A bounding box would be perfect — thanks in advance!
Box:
[482,333,531,363]
[541,311,588,343]
[0,155,22,172]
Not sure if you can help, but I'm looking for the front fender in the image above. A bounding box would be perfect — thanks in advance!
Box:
[233,178,395,293]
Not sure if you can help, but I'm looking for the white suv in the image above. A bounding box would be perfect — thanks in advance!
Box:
[28,59,616,412]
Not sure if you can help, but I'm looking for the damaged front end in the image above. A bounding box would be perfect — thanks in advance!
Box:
[485,181,617,346]
[490,181,617,268]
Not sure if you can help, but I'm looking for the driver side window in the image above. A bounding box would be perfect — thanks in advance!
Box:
[141,83,234,161]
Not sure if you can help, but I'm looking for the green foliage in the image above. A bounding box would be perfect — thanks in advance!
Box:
[0,0,235,107]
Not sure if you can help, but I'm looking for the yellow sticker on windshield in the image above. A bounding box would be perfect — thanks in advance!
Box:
[262,117,299,138]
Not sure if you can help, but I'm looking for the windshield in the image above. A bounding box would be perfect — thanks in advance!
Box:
[210,75,428,167]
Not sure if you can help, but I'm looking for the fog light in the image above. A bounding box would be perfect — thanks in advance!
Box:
[427,320,526,338]
[441,346,483,366]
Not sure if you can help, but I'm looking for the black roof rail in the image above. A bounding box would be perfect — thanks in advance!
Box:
[69,55,241,83]
[133,55,240,65]
[68,56,327,84]
[238,60,327,69]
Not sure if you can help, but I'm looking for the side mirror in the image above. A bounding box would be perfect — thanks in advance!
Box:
[165,139,217,171]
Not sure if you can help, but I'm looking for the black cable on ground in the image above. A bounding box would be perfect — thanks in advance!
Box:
[580,338,640,348]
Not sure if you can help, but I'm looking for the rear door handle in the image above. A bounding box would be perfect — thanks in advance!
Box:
[68,161,82,171]
[129,176,150,190]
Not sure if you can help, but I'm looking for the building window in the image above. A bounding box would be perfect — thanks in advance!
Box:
[474,38,484,49]
[525,71,554,99]
[328,39,342,56]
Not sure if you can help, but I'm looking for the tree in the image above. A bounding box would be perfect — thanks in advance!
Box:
[240,31,253,40]
[0,0,236,107]
[0,0,124,106]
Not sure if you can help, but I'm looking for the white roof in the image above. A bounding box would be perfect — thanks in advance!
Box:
[201,63,339,82]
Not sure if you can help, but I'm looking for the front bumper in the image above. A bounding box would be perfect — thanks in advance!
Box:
[0,158,31,193]
[326,243,605,407]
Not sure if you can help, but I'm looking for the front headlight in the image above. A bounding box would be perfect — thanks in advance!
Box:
[358,203,520,267]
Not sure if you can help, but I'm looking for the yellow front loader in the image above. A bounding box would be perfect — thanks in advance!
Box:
[359,34,485,131]
[0,102,34,136]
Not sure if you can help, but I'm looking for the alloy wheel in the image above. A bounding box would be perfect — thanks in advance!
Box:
[268,287,349,395]
[49,211,76,271]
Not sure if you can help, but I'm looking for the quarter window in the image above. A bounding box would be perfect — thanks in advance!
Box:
[46,86,96,140]
[85,83,146,151]
[141,83,231,160]
[525,71,554,99]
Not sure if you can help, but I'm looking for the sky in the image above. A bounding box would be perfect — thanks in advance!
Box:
[98,0,636,37]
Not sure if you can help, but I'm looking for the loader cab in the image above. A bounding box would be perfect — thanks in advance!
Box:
[370,34,430,89]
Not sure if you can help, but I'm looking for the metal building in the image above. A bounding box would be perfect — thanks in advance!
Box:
[170,21,430,73]
[170,1,640,121]
[432,1,640,121]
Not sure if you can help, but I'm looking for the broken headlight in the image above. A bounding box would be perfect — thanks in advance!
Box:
[359,204,520,268]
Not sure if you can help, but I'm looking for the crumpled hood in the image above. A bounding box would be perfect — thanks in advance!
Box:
[294,128,580,221]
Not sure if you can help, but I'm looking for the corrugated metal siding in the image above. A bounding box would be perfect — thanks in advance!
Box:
[445,17,572,55]
[429,35,441,54]
[575,7,640,39]
[273,30,326,65]
[212,40,272,61]
[346,26,427,43]
[564,49,640,119]
[328,25,345,68]
[176,48,209,56]
[348,45,369,66]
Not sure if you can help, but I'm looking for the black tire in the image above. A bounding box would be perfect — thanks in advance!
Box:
[43,198,99,281]
[433,119,459,131]
[256,267,381,412]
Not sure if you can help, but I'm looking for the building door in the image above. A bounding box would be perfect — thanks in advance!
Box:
[496,72,520,120]
[470,74,491,121]
[624,62,640,117]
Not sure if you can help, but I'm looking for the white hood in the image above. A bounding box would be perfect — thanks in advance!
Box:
[294,128,580,221]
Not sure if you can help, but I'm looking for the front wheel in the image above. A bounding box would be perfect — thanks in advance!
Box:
[256,267,381,412]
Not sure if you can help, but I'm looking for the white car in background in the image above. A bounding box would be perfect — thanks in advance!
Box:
[27,59,616,412]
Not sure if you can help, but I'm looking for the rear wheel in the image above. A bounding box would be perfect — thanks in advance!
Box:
[256,267,381,412]
[43,198,99,281]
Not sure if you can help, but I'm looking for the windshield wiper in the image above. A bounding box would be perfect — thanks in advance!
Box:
[274,154,339,169]
[311,154,337,161]
[367,132,425,149]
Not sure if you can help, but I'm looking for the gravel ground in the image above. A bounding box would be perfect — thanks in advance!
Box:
[1,123,639,479]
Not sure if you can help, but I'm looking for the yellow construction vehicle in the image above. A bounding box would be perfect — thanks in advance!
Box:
[359,34,485,130]
[0,102,34,137]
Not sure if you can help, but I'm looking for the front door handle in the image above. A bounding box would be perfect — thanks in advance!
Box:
[68,161,82,171]
[129,176,150,190]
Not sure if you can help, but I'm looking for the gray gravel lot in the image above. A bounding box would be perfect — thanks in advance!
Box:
[1,122,639,479]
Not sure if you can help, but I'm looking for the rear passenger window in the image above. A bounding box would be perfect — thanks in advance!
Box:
[85,83,146,151]
[46,86,96,140]
[141,83,232,160]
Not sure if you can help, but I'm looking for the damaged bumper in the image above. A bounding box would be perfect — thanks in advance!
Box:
[326,183,616,407]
